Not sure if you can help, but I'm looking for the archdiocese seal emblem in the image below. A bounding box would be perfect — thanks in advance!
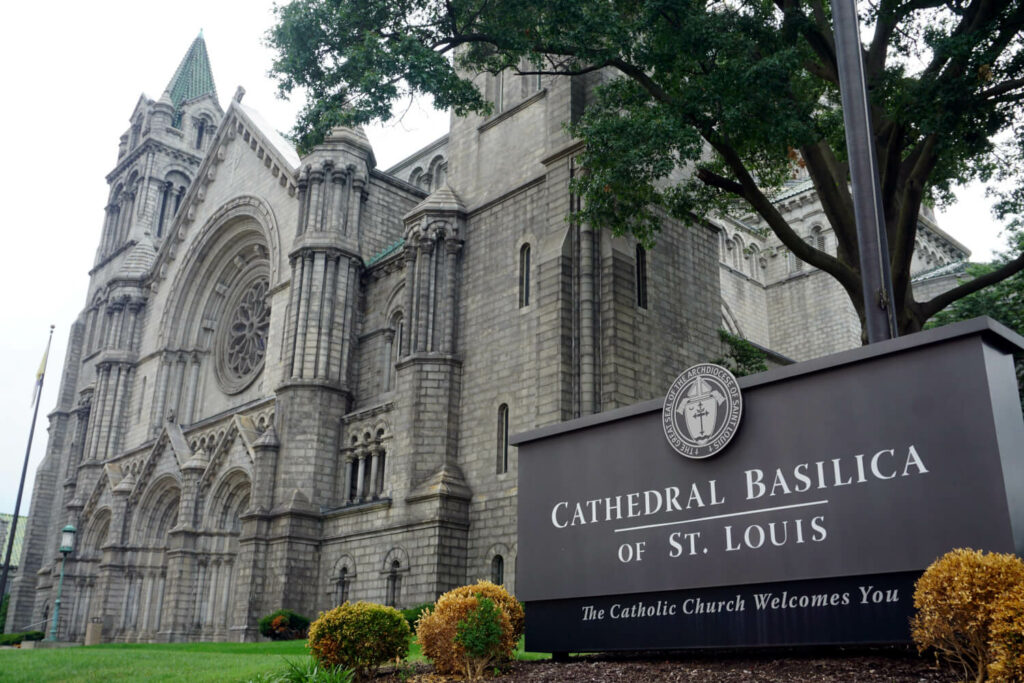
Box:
[662,363,743,459]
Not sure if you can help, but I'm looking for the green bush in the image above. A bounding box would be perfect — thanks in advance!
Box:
[436,580,524,643]
[259,609,311,641]
[455,597,507,680]
[911,548,1024,683]
[0,630,45,645]
[307,602,411,681]
[0,593,8,634]
[399,602,433,630]
[416,583,519,677]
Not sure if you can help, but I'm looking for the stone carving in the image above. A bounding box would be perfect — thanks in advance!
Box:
[226,277,270,380]
[216,275,270,394]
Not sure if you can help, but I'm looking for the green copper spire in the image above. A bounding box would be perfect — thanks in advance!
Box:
[165,31,217,109]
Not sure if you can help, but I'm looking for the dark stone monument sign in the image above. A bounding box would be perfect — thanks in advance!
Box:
[513,318,1024,651]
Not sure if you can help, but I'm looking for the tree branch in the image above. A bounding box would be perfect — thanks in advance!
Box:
[919,252,1024,320]
[706,134,859,290]
[696,167,744,195]
[800,140,859,263]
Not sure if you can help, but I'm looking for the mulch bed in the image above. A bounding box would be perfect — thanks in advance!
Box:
[376,648,960,682]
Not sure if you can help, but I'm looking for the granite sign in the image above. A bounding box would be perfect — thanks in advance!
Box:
[513,318,1024,651]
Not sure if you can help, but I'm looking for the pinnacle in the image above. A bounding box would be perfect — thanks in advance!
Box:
[165,31,217,108]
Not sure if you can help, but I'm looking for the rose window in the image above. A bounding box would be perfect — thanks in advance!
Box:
[217,276,270,393]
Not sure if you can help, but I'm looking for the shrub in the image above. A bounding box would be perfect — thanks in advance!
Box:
[989,583,1024,682]
[911,548,1024,683]
[307,602,410,681]
[416,581,521,677]
[436,580,524,643]
[259,609,311,641]
[400,601,433,631]
[0,630,45,646]
[455,597,509,680]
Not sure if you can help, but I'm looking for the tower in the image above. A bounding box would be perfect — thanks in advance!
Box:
[5,33,222,640]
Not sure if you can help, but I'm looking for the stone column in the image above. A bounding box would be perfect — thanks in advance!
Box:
[342,453,354,504]
[292,253,314,378]
[368,447,381,500]
[382,329,395,391]
[106,365,132,459]
[84,372,106,461]
[125,302,143,352]
[285,255,303,376]
[330,168,348,233]
[442,238,461,354]
[183,352,201,424]
[580,223,596,415]
[307,167,324,233]
[354,448,367,502]
[168,353,186,421]
[151,354,170,436]
[347,176,365,234]
[94,365,120,460]
[402,242,417,355]
[295,171,309,236]
[316,255,338,380]
[415,239,434,352]
[337,260,358,386]
[251,427,279,512]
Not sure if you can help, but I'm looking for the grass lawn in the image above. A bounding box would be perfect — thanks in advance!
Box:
[0,638,549,682]
[0,641,309,683]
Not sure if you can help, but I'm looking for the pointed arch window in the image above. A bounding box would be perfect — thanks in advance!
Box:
[635,245,648,309]
[195,119,206,150]
[497,404,510,474]
[519,244,531,308]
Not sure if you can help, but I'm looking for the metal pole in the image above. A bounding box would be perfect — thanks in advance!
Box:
[830,0,899,342]
[49,552,67,641]
[0,325,54,611]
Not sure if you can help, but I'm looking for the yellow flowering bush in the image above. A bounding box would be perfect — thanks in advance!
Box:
[988,583,1024,682]
[416,581,523,676]
[307,601,410,681]
[911,548,1024,683]
[434,580,525,642]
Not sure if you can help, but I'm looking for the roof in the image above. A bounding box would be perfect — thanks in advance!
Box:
[0,513,28,572]
[912,260,968,283]
[238,102,301,170]
[367,238,405,266]
[165,31,217,108]
[771,178,815,203]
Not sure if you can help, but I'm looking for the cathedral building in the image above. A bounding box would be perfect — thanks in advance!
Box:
[6,34,966,642]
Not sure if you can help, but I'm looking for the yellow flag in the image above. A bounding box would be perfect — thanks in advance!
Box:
[31,330,52,407]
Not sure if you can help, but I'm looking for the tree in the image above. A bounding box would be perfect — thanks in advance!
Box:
[927,235,1024,405]
[267,0,1024,337]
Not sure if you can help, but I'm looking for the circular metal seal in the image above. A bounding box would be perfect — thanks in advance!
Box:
[662,363,743,459]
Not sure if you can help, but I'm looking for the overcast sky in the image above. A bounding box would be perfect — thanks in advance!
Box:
[0,1,1010,517]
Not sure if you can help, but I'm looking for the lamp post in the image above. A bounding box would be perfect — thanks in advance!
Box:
[49,524,76,642]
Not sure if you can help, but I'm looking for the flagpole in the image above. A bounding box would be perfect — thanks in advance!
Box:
[0,325,55,616]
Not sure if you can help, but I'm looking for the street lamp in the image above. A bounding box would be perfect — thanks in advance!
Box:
[49,524,75,641]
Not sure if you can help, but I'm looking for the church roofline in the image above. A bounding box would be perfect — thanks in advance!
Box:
[384,133,449,177]
[148,99,299,292]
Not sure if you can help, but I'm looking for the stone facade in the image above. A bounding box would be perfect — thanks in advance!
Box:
[7,36,967,642]
[716,179,968,361]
